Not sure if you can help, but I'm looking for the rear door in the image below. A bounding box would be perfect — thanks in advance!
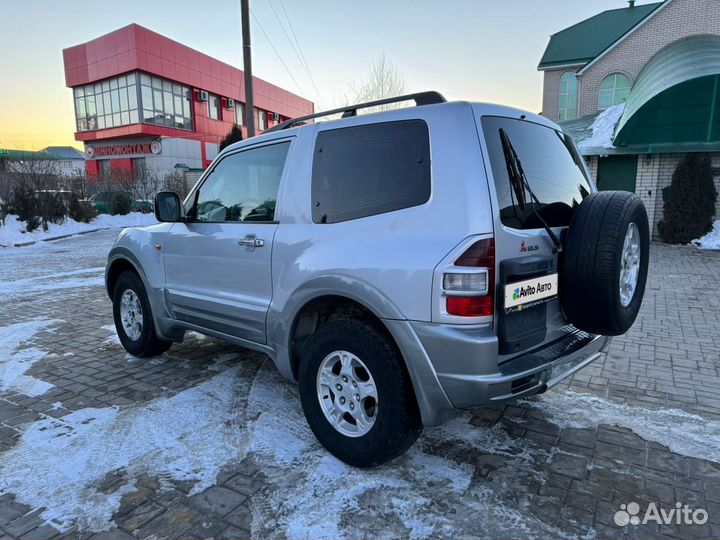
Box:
[162,140,292,344]
[478,114,595,356]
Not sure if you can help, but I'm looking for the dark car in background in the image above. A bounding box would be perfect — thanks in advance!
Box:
[89,192,154,214]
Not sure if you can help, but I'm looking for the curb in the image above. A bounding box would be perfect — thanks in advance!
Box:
[11,227,110,248]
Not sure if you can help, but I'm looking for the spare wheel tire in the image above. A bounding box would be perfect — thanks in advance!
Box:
[560,191,649,336]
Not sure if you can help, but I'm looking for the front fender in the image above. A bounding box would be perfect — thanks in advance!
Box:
[105,224,183,341]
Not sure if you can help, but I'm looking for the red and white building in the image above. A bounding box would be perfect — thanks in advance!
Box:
[63,24,314,179]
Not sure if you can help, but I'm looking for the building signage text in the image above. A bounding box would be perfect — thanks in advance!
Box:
[86,141,161,158]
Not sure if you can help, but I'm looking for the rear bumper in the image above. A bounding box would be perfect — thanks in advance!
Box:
[404,321,609,414]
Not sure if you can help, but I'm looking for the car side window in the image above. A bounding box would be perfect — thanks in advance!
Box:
[311,120,431,223]
[194,141,290,223]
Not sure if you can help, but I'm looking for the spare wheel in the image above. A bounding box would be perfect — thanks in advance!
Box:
[560,191,649,336]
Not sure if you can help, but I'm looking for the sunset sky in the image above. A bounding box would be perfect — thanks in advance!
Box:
[0,0,641,151]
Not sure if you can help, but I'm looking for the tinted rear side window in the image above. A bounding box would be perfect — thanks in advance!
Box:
[482,116,592,229]
[311,120,431,223]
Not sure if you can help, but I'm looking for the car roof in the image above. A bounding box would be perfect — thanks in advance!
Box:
[222,100,559,156]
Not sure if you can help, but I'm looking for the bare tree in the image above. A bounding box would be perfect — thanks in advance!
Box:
[8,159,64,231]
[162,171,191,201]
[126,167,162,205]
[351,53,407,111]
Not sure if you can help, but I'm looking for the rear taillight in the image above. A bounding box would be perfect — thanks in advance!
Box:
[444,238,495,317]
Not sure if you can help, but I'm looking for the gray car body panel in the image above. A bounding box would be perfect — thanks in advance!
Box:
[106,101,609,426]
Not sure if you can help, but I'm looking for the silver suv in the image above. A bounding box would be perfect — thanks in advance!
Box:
[106,92,649,467]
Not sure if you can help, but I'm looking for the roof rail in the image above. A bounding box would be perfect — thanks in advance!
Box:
[265,90,446,133]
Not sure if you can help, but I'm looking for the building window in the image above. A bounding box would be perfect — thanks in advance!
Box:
[599,73,632,110]
[99,159,111,180]
[140,74,193,130]
[257,109,267,131]
[132,157,147,180]
[74,73,140,132]
[235,102,245,126]
[558,72,578,121]
[208,94,221,120]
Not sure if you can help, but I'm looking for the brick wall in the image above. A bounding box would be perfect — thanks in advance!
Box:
[636,154,661,236]
[645,153,720,237]
[541,68,569,120]
[586,156,599,179]
[583,153,719,239]
[579,0,720,117]
[541,0,720,121]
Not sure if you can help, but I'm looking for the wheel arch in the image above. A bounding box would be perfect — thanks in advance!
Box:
[275,288,454,428]
[105,246,182,342]
[286,294,401,381]
[106,255,143,298]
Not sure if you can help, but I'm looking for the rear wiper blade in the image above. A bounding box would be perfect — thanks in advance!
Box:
[499,128,563,254]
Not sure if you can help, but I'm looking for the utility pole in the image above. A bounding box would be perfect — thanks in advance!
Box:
[241,0,256,137]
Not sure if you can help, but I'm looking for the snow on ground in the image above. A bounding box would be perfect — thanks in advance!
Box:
[0,320,57,396]
[0,363,245,532]
[0,267,105,298]
[577,103,625,153]
[241,366,590,540]
[4,332,719,537]
[101,324,120,346]
[692,219,720,249]
[528,389,720,463]
[0,352,593,539]
[0,212,156,248]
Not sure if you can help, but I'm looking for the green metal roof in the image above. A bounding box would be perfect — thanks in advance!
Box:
[538,2,663,69]
[560,110,720,156]
[615,34,720,146]
[0,148,56,160]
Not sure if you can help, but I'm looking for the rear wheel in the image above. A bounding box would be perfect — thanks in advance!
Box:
[298,318,422,467]
[112,271,172,357]
[560,191,650,335]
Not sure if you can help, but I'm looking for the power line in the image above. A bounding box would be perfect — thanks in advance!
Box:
[250,9,307,99]
[268,0,324,109]
[278,0,312,76]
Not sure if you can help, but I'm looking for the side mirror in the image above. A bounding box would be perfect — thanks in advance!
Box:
[154,191,183,222]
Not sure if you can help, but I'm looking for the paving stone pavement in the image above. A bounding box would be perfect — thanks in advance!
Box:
[0,229,719,540]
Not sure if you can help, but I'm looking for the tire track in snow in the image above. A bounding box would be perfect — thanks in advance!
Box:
[239,366,595,540]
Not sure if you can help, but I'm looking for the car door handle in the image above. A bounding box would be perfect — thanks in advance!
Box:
[238,234,265,250]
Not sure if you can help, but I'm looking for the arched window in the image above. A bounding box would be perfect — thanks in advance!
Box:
[558,72,578,121]
[599,73,632,110]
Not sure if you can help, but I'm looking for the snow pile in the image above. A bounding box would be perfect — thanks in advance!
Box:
[692,219,720,249]
[0,212,156,247]
[577,103,625,152]
[530,389,720,463]
[92,212,157,229]
[0,320,57,396]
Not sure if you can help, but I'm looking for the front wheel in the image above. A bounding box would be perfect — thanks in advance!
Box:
[298,318,422,467]
[112,271,172,357]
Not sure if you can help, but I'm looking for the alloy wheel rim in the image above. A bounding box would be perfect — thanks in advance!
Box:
[619,222,641,308]
[316,350,378,438]
[120,289,144,341]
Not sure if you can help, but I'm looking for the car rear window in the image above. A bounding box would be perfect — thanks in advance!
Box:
[482,116,592,229]
[311,120,431,223]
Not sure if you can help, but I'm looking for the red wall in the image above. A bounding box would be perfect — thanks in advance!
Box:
[63,24,313,145]
[86,160,99,179]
